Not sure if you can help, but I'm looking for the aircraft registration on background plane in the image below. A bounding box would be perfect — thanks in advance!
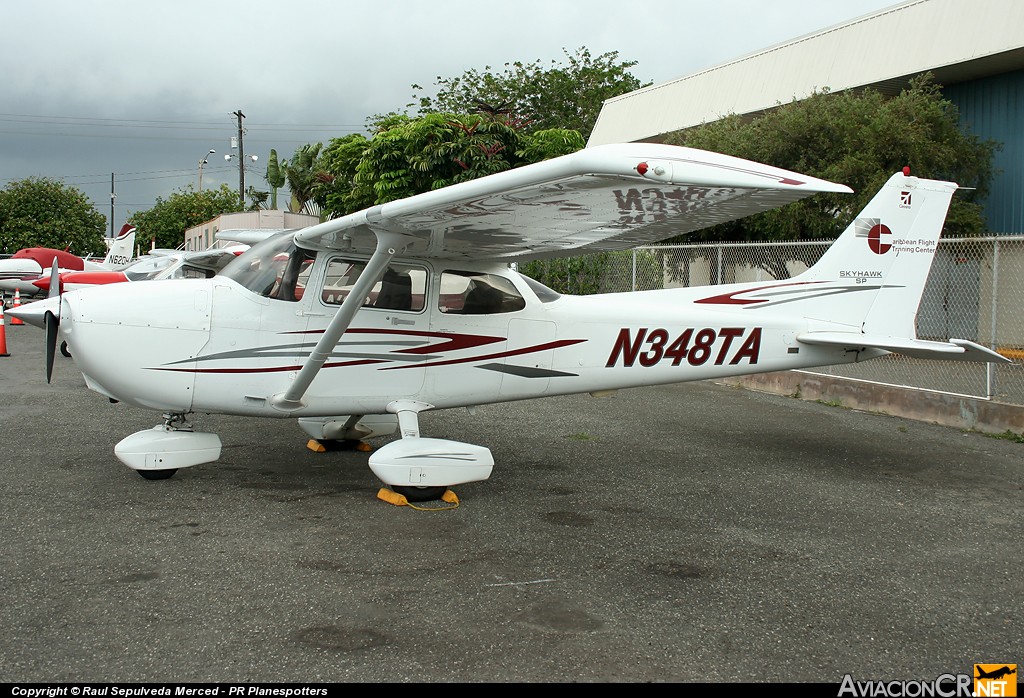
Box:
[9,142,1010,502]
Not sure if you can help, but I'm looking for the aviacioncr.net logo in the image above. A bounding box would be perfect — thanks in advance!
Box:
[975,664,1017,697]
[838,673,973,697]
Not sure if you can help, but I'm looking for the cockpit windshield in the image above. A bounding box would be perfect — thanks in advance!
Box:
[123,255,179,282]
[218,233,314,301]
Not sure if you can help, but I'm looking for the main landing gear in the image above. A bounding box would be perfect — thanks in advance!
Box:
[367,400,494,503]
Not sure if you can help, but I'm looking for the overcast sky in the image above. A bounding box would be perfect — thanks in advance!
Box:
[0,0,901,236]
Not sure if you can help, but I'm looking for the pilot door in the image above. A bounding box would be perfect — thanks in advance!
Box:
[304,255,429,402]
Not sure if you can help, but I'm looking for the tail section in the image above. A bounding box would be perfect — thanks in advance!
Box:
[101,224,136,269]
[794,170,956,336]
[793,171,1007,363]
[692,170,1007,363]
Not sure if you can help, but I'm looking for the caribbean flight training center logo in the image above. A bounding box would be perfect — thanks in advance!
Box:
[837,664,1017,697]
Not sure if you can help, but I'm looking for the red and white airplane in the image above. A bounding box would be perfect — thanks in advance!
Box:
[0,224,136,297]
[11,143,1009,501]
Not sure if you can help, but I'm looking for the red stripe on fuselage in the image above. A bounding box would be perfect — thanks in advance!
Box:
[285,327,505,354]
[147,329,586,375]
[383,339,587,370]
[694,281,825,305]
[154,358,386,374]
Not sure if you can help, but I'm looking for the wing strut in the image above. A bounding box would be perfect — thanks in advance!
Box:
[269,231,408,412]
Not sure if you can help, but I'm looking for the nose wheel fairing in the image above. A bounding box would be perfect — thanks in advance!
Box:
[114,422,223,472]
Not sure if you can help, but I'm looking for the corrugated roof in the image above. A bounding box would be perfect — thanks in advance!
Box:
[588,0,1024,146]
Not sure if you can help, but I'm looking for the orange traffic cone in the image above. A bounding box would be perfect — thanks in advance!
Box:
[10,290,23,325]
[0,309,9,357]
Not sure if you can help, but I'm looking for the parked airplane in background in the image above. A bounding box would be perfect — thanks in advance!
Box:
[11,143,1010,502]
[28,244,248,295]
[0,224,136,297]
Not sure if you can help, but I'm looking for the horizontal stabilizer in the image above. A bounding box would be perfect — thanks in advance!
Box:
[797,332,1011,363]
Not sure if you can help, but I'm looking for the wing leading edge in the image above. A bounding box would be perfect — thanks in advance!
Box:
[292,143,852,262]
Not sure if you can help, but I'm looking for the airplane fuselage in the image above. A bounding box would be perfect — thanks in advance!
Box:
[59,249,864,418]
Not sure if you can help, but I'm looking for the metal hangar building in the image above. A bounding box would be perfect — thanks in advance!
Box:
[588,0,1024,234]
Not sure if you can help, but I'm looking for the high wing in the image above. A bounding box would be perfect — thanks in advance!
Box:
[292,143,853,261]
[264,143,852,412]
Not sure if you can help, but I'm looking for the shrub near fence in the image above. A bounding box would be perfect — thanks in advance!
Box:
[525,237,1024,407]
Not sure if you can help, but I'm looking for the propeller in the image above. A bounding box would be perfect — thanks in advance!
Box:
[45,311,58,383]
[44,258,60,384]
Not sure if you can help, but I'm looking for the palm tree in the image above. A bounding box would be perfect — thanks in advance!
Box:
[265,149,287,209]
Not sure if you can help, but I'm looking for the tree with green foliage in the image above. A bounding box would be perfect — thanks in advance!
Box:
[317,113,584,219]
[669,75,996,244]
[246,186,270,210]
[316,133,372,217]
[662,74,997,280]
[0,177,107,256]
[410,47,649,140]
[284,143,324,215]
[126,184,243,250]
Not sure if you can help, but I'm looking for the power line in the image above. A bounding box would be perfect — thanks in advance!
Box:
[0,112,367,132]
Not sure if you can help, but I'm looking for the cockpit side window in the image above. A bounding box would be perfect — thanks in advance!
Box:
[321,258,426,312]
[267,247,315,302]
[438,270,526,314]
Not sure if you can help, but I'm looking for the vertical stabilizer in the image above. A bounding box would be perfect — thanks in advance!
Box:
[794,171,958,338]
[101,225,136,268]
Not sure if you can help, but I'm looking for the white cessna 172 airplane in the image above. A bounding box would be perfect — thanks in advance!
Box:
[12,143,1010,502]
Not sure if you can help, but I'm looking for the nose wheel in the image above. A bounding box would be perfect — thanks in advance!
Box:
[390,485,448,502]
[136,468,178,481]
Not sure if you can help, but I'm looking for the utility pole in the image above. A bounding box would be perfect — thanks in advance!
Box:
[110,173,115,237]
[234,109,245,206]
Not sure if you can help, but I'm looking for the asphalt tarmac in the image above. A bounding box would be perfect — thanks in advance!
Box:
[1,323,1021,684]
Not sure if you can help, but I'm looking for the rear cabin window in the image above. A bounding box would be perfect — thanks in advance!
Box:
[321,258,426,312]
[438,271,526,314]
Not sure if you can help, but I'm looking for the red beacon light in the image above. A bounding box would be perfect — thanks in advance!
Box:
[635,160,671,181]
[902,166,911,176]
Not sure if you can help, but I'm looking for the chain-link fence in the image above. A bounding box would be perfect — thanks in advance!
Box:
[526,236,1024,407]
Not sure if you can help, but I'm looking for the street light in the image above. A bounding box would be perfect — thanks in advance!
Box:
[225,152,259,205]
[197,149,216,191]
